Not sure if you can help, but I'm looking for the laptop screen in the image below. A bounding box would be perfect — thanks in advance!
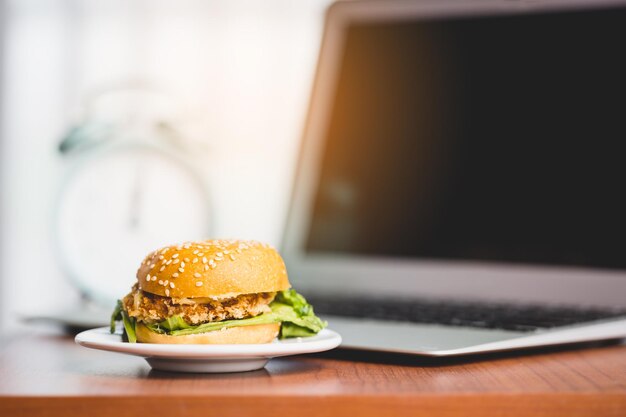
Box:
[305,6,626,270]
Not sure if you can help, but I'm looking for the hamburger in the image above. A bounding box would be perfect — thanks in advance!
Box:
[110,239,326,344]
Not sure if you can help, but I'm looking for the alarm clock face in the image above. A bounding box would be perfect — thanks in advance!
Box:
[56,145,211,305]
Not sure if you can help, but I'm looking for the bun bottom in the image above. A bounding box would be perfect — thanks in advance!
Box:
[135,322,280,344]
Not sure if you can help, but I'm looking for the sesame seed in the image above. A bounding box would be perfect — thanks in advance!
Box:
[229,254,236,261]
[152,276,157,281]
[204,265,209,271]
[166,260,172,265]
[170,282,175,288]
[172,254,179,258]
[164,280,169,286]
[178,267,184,273]
[210,264,217,269]
[194,272,201,278]
[173,259,180,264]
[158,280,163,285]
[195,281,203,287]
[193,258,198,263]
[150,264,155,269]
[184,258,190,262]
[172,272,179,278]
[198,252,204,257]
[181,262,186,268]
[202,257,208,264]
[146,274,151,281]
[224,250,230,254]
[159,265,166,272]
[193,250,199,255]
[216,252,223,257]
[159,255,164,260]
[165,289,170,296]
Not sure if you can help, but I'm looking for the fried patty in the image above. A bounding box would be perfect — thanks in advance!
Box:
[122,284,275,325]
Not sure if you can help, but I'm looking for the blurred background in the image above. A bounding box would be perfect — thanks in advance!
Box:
[0,0,332,331]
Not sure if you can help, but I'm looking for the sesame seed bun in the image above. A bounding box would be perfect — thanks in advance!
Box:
[136,239,290,299]
[135,322,281,344]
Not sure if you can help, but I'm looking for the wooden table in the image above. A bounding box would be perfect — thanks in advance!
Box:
[1,328,625,417]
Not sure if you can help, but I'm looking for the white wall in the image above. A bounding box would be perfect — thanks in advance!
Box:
[0,0,331,330]
[0,0,5,330]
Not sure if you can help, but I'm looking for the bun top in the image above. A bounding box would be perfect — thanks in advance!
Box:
[136,239,290,299]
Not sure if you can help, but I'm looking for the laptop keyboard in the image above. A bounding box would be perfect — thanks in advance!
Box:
[306,296,626,332]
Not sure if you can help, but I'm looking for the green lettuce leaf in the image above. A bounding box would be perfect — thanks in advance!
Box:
[110,299,123,334]
[157,315,191,332]
[121,310,137,343]
[160,311,280,336]
[159,290,327,338]
[268,301,326,335]
[111,289,326,343]
[272,289,327,338]
[275,289,312,315]
[110,299,136,342]
[280,322,318,338]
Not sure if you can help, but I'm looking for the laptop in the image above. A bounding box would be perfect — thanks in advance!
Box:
[281,0,626,356]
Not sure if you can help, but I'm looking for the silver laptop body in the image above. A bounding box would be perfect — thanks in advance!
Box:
[282,0,626,356]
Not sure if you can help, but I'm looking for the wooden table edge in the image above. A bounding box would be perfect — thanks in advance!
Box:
[2,392,625,417]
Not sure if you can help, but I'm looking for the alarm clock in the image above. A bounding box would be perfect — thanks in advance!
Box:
[55,82,212,306]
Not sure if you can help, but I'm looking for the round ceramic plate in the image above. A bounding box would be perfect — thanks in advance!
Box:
[75,326,341,373]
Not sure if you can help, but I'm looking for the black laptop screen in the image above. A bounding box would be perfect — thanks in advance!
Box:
[305,6,626,270]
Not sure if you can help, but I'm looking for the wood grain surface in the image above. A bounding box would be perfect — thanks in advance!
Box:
[1,328,625,417]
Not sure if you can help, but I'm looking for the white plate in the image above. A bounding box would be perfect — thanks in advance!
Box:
[75,326,341,373]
